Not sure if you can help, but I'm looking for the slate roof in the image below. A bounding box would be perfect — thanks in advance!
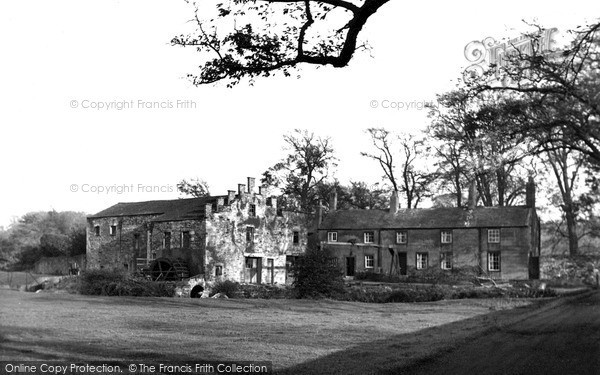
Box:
[319,206,533,230]
[88,196,225,222]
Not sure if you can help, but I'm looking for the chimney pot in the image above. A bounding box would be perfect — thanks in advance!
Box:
[389,191,399,214]
[247,177,255,194]
[227,190,236,204]
[526,177,536,208]
[330,191,338,212]
[467,181,477,210]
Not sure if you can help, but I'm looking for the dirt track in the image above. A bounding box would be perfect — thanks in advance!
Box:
[401,291,600,375]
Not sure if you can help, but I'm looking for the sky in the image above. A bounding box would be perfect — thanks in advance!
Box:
[0,0,599,228]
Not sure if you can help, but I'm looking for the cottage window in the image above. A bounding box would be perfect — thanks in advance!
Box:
[181,231,191,248]
[364,231,375,244]
[109,225,117,236]
[246,227,255,243]
[215,265,223,277]
[416,253,428,270]
[249,204,256,217]
[440,252,452,270]
[441,230,453,244]
[94,225,100,236]
[488,252,501,271]
[365,255,374,269]
[293,231,300,244]
[488,229,500,243]
[396,231,407,244]
[327,232,338,242]
[163,232,171,250]
[133,233,140,251]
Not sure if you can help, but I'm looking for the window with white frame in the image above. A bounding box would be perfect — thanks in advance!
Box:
[416,253,428,270]
[364,231,375,243]
[441,230,453,244]
[488,229,500,243]
[396,231,407,244]
[365,255,374,269]
[249,204,256,217]
[488,252,501,271]
[327,231,338,242]
[109,225,117,236]
[440,252,452,270]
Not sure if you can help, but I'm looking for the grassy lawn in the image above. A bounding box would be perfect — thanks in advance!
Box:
[0,288,551,374]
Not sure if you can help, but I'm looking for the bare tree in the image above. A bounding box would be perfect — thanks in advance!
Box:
[362,128,433,209]
[262,129,336,213]
[172,0,390,86]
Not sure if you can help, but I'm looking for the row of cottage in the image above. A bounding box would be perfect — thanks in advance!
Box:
[86,177,541,284]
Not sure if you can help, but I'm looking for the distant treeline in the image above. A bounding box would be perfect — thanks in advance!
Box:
[0,211,87,271]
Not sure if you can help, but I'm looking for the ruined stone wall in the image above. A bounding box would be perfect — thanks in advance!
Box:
[204,192,306,284]
[87,215,158,271]
[34,254,86,275]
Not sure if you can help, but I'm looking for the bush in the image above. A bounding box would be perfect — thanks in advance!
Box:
[79,269,175,297]
[354,271,401,283]
[406,266,479,285]
[211,280,240,298]
[237,284,292,299]
[292,246,345,298]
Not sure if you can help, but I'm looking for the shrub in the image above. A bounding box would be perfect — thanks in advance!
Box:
[211,280,240,298]
[292,246,345,298]
[79,269,175,297]
[406,266,479,285]
[354,271,401,283]
[237,284,292,299]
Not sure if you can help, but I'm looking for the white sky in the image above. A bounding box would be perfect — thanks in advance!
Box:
[0,0,598,227]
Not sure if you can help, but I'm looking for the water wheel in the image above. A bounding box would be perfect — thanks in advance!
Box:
[149,258,190,281]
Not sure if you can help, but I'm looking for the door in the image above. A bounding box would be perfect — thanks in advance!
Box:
[398,252,408,276]
[346,257,355,277]
[245,257,262,284]
[528,256,540,279]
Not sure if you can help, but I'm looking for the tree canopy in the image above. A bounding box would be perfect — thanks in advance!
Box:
[172,0,390,86]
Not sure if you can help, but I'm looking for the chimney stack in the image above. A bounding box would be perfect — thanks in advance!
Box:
[526,176,536,208]
[247,177,255,194]
[238,184,246,196]
[227,190,236,204]
[389,191,399,214]
[318,199,323,227]
[330,191,338,211]
[467,180,477,210]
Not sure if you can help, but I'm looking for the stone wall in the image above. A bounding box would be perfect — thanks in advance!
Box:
[86,180,308,284]
[34,254,86,275]
[87,215,159,271]
[204,191,306,285]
